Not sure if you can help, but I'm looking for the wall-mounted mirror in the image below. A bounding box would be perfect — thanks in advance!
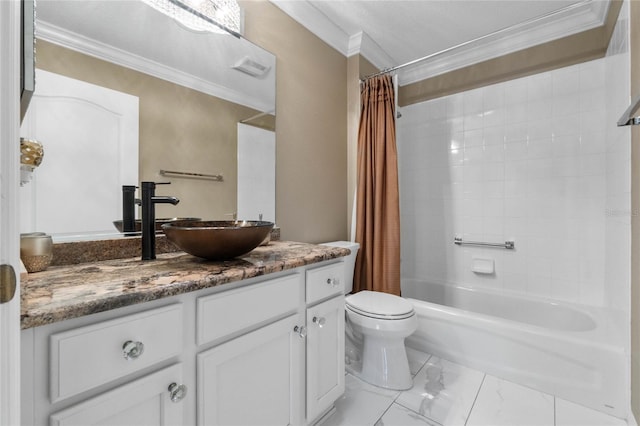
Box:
[19,0,276,241]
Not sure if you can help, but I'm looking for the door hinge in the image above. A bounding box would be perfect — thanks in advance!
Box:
[0,264,16,304]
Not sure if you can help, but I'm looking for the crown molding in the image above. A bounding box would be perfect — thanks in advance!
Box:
[346,32,363,58]
[270,0,350,54]
[36,21,273,112]
[347,31,394,70]
[270,0,610,85]
[397,0,610,85]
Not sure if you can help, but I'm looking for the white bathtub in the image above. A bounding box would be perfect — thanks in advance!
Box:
[402,279,628,419]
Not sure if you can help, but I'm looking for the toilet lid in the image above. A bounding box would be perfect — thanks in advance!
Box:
[346,290,414,319]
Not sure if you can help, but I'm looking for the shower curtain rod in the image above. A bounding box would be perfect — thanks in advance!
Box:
[361,0,593,81]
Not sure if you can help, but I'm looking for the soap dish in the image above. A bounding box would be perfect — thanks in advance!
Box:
[471,257,494,274]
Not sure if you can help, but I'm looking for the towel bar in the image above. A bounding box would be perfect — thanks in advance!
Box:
[159,169,223,182]
[454,236,514,250]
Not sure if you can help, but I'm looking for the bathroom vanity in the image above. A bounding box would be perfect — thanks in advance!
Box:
[20,241,349,425]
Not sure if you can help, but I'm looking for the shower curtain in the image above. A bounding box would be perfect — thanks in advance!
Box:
[353,74,401,296]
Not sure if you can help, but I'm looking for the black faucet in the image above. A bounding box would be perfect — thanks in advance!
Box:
[122,185,141,235]
[141,181,179,260]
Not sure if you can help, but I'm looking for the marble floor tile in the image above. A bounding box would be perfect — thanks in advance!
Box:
[332,347,627,426]
[406,347,432,377]
[555,398,627,426]
[375,403,441,426]
[465,375,554,426]
[324,374,400,426]
[395,356,484,426]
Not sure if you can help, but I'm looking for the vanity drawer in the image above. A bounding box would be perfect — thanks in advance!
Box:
[306,262,345,304]
[197,273,302,345]
[50,304,183,403]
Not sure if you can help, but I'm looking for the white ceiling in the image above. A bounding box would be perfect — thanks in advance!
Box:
[269,0,611,84]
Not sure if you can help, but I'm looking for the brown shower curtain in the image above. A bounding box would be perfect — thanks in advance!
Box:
[353,74,401,296]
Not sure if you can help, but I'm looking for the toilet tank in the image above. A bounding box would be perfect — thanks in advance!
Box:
[321,241,360,294]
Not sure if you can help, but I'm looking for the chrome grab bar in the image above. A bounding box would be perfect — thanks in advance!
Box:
[454,236,515,250]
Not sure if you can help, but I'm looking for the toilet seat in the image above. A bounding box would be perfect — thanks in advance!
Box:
[346,290,415,320]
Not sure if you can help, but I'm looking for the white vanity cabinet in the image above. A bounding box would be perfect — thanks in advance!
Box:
[22,304,188,426]
[49,304,183,403]
[306,297,345,422]
[195,272,304,425]
[304,262,346,423]
[197,314,304,425]
[49,364,185,426]
[21,259,347,426]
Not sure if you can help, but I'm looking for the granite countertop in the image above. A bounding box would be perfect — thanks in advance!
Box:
[21,241,350,329]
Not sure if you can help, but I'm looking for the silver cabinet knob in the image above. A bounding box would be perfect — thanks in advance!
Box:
[326,278,340,287]
[168,383,187,403]
[294,325,306,338]
[122,340,144,360]
[312,316,326,328]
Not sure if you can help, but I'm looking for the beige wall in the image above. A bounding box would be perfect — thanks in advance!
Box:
[346,55,360,240]
[631,0,640,418]
[36,39,263,221]
[241,0,348,243]
[346,56,379,237]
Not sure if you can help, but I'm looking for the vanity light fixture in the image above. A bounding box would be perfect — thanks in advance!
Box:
[142,0,241,37]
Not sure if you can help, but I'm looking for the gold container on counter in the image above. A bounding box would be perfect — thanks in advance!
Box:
[20,233,53,273]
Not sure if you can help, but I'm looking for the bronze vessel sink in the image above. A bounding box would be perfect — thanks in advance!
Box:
[162,220,274,260]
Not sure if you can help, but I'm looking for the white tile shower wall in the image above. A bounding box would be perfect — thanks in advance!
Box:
[604,0,631,315]
[399,31,630,309]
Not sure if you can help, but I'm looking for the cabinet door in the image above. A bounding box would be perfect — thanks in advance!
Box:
[306,296,345,422]
[50,364,185,426]
[198,314,305,426]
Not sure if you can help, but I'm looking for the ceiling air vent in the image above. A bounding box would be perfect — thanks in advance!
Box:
[232,56,270,78]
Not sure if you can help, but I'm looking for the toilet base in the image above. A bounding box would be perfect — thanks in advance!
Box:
[360,336,413,390]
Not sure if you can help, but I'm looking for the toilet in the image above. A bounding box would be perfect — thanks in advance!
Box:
[322,241,418,391]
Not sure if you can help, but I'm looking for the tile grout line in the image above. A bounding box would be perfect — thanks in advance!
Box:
[373,401,395,426]
[393,400,445,426]
[403,352,432,402]
[394,352,432,407]
[389,353,446,426]
[464,373,487,426]
[379,352,429,424]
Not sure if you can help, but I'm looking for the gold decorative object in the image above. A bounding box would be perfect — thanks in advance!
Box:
[20,233,53,273]
[20,138,44,169]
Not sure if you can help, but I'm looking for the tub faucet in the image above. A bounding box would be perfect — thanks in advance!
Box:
[122,185,142,235]
[141,181,179,260]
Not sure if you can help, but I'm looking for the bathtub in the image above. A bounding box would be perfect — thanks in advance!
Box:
[402,279,628,419]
